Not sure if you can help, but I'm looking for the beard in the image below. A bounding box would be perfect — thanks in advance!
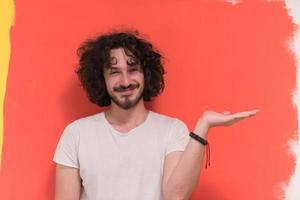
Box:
[108,83,144,110]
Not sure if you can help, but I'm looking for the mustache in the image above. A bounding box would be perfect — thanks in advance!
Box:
[113,83,139,92]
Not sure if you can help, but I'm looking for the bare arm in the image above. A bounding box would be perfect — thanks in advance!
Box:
[162,122,207,200]
[55,164,82,200]
[162,110,259,200]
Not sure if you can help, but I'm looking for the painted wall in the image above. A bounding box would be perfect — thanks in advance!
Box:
[0,0,298,199]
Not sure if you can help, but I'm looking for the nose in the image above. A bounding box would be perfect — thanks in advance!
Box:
[119,71,131,87]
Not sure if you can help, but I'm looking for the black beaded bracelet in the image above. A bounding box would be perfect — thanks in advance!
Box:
[189,132,211,168]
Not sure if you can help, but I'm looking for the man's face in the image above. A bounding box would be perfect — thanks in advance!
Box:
[103,48,145,110]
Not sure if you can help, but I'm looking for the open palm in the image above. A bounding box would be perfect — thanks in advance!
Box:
[202,109,259,128]
[193,109,259,137]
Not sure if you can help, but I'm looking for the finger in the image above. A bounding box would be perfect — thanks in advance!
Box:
[232,112,253,119]
[241,110,259,115]
[227,110,259,121]
[229,115,251,124]
[247,110,260,117]
[247,109,260,115]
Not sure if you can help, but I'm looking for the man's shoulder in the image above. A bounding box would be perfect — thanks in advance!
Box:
[149,111,189,135]
[150,111,185,126]
[67,112,104,128]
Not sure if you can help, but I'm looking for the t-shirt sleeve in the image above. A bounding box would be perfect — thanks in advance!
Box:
[53,121,80,169]
[165,119,190,156]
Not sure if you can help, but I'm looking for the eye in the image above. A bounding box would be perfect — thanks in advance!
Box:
[109,69,120,75]
[129,67,138,72]
[128,66,140,73]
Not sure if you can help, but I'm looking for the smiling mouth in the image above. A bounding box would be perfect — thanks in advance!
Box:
[118,87,136,95]
[114,84,139,93]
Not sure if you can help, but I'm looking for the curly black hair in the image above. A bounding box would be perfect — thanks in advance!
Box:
[76,29,165,107]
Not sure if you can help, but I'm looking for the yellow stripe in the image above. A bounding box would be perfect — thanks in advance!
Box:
[0,0,15,166]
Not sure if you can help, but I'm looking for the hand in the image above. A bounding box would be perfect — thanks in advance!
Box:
[193,109,260,137]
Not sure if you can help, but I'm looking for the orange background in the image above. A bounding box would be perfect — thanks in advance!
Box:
[0,0,297,199]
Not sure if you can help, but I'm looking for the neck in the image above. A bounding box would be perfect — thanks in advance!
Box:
[105,100,149,125]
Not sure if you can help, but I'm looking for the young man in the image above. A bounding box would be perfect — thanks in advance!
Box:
[53,30,259,200]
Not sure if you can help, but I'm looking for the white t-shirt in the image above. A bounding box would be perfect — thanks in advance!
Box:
[53,110,190,200]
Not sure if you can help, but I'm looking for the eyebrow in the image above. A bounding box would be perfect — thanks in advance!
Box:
[107,66,119,70]
[106,65,141,73]
[108,65,139,69]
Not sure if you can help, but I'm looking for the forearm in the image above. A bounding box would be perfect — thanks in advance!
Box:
[163,109,259,199]
[163,121,209,200]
